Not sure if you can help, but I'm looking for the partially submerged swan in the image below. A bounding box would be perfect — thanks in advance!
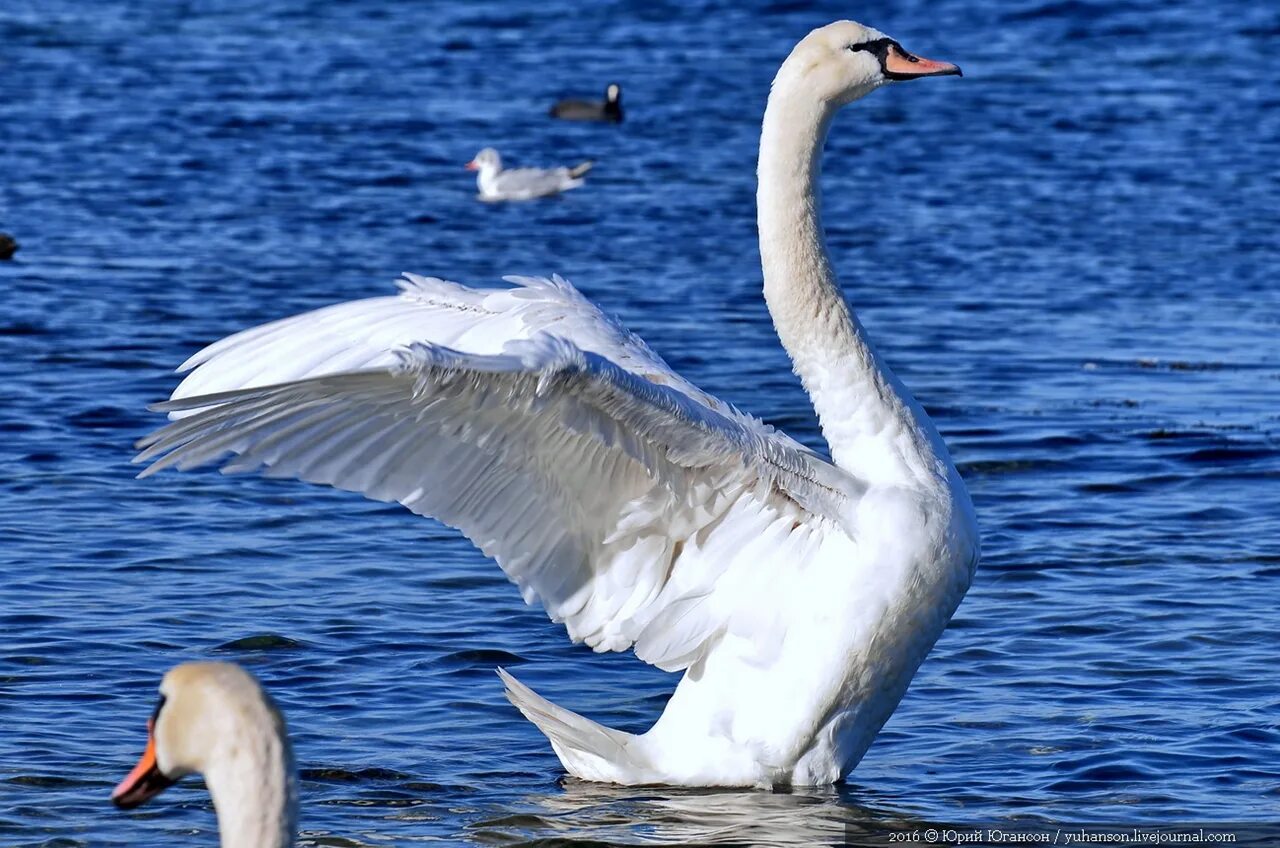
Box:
[550,83,623,122]
[465,147,593,201]
[136,21,977,787]
[111,662,297,847]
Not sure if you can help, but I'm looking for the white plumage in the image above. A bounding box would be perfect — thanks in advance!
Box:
[141,273,848,667]
[112,663,296,848]
[136,21,978,787]
[466,148,593,202]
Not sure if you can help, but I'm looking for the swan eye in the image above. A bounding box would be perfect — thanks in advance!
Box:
[847,38,892,56]
[151,694,167,723]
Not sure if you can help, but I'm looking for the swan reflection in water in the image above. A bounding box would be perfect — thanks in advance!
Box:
[468,780,923,847]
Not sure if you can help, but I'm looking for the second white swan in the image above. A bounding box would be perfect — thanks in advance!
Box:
[112,662,296,847]
[136,20,978,787]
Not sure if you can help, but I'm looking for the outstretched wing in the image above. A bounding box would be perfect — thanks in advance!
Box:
[137,275,856,670]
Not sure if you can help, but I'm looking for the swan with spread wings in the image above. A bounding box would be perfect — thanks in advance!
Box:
[136,20,978,788]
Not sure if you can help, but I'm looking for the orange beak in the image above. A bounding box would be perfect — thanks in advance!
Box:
[110,718,175,809]
[884,44,962,80]
[464,159,479,171]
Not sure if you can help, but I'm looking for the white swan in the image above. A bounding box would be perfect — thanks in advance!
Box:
[135,20,978,788]
[466,147,593,201]
[111,662,296,847]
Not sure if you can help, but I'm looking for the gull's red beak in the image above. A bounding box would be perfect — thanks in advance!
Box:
[110,718,175,809]
[884,43,962,80]
[464,159,479,171]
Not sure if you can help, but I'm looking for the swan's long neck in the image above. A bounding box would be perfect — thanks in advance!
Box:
[757,81,943,488]
[203,724,296,848]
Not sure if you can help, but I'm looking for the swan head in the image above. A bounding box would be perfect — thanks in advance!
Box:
[111,661,291,810]
[778,20,960,106]
[605,83,621,104]
[465,147,503,176]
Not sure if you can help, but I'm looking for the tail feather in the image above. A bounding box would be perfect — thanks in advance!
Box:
[497,667,643,782]
[568,160,594,179]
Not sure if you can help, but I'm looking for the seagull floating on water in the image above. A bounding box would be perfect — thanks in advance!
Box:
[465,147,593,202]
[136,20,977,788]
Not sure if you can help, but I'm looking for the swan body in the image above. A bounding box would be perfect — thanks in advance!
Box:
[111,662,297,847]
[466,147,594,201]
[136,21,977,787]
[550,83,623,122]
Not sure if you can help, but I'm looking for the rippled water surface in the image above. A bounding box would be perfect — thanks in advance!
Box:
[2,0,1279,845]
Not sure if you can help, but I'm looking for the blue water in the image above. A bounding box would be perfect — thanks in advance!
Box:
[2,0,1279,844]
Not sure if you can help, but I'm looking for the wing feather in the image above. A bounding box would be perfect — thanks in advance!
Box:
[138,276,858,669]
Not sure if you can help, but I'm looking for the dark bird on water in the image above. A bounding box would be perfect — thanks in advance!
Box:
[550,83,623,123]
[0,233,17,260]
